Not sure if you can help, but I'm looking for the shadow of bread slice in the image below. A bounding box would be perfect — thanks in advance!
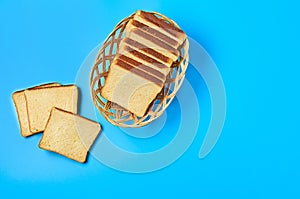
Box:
[24,85,78,134]
[39,107,101,163]
[12,83,61,137]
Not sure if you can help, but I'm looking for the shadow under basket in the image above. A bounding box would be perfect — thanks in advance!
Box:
[90,11,189,128]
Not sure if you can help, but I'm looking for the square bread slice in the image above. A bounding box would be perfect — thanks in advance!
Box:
[24,85,78,134]
[39,107,101,163]
[12,83,61,137]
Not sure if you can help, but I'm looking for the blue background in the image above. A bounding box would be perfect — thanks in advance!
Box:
[1,0,299,198]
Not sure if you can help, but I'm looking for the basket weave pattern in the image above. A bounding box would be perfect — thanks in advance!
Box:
[90,12,189,127]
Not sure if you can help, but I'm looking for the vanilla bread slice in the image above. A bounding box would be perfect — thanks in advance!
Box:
[24,85,78,134]
[12,83,61,137]
[39,107,101,163]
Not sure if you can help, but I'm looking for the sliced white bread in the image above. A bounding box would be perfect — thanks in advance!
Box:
[12,83,60,137]
[102,65,162,116]
[24,85,78,134]
[39,107,101,163]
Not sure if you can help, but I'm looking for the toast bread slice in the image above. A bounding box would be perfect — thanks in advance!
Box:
[12,83,60,137]
[102,65,162,116]
[39,107,101,163]
[25,85,78,134]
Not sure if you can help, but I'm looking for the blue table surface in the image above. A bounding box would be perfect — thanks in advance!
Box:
[1,0,299,198]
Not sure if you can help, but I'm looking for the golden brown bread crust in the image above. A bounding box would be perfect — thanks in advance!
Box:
[124,37,172,65]
[139,10,184,38]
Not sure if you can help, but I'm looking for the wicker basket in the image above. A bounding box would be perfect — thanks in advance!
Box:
[90,11,189,128]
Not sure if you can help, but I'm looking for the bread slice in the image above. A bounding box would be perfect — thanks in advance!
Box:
[12,83,60,137]
[101,10,187,117]
[102,62,163,116]
[25,85,78,134]
[39,107,101,163]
